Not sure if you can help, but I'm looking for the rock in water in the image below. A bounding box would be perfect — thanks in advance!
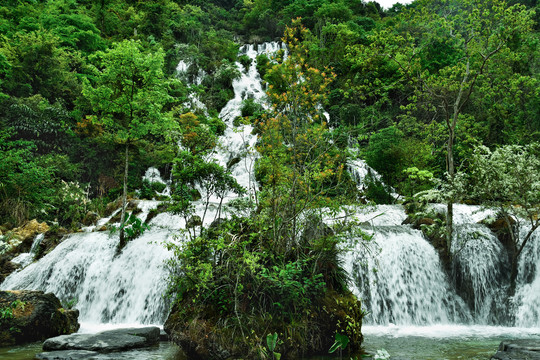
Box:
[42,326,160,353]
[35,350,100,360]
[492,340,540,359]
[0,290,79,346]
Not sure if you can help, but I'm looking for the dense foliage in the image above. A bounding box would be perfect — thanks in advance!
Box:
[0,0,537,226]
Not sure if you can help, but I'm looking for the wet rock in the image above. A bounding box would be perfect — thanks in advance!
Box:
[401,216,414,225]
[0,258,20,283]
[416,217,435,226]
[186,216,202,228]
[100,327,160,344]
[127,199,139,211]
[0,290,79,346]
[160,329,170,341]
[492,340,540,359]
[226,156,241,169]
[145,203,169,225]
[105,199,122,217]
[36,350,100,360]
[36,228,69,260]
[43,327,160,353]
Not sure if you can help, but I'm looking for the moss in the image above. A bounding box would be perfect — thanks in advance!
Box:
[165,289,365,359]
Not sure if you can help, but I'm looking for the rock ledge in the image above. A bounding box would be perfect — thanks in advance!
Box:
[37,327,161,359]
[492,339,540,359]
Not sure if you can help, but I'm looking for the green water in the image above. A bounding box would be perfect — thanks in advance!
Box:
[363,335,502,359]
[361,325,540,360]
[0,342,185,360]
[2,327,539,360]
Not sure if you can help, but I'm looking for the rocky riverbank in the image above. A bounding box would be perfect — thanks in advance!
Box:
[0,290,79,346]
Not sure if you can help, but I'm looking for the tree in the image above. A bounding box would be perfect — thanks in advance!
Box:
[256,18,355,252]
[170,112,243,238]
[355,0,535,252]
[463,144,540,296]
[82,39,176,250]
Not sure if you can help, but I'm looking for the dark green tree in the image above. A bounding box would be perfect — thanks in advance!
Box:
[82,39,177,249]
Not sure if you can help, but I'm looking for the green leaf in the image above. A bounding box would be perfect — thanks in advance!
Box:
[267,332,278,352]
[329,332,349,353]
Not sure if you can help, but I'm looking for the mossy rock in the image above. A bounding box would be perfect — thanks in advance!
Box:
[0,290,79,346]
[164,290,365,360]
[145,203,169,225]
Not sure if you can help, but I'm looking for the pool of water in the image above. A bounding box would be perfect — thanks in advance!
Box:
[2,325,538,360]
[362,325,540,360]
[0,342,185,360]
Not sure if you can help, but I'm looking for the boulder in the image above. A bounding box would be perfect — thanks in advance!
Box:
[492,340,540,359]
[145,203,169,225]
[36,350,101,360]
[43,326,160,353]
[0,290,79,346]
[226,156,241,170]
[0,258,20,283]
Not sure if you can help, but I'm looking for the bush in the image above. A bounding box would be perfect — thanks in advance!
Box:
[165,214,366,358]
[240,98,264,118]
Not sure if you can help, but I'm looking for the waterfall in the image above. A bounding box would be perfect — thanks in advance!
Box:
[1,205,182,325]
[451,224,507,323]
[0,42,285,328]
[514,227,540,327]
[347,225,470,325]
[10,233,45,268]
[2,41,540,334]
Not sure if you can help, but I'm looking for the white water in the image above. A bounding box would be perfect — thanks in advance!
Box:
[10,233,45,268]
[347,226,470,325]
[2,226,173,325]
[213,42,284,201]
[2,41,540,345]
[0,42,286,329]
[451,224,506,323]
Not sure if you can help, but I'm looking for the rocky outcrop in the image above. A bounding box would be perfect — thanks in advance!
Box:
[41,327,160,353]
[0,290,79,346]
[165,291,363,360]
[0,256,20,283]
[492,340,540,359]
[81,212,100,226]
[12,219,50,244]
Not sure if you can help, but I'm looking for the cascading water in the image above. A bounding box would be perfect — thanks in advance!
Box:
[514,227,540,327]
[346,211,471,325]
[214,42,284,201]
[1,203,179,327]
[10,233,45,268]
[451,224,507,323]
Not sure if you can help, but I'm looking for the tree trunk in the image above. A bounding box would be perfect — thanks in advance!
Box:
[509,254,518,297]
[446,127,455,255]
[118,142,129,252]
